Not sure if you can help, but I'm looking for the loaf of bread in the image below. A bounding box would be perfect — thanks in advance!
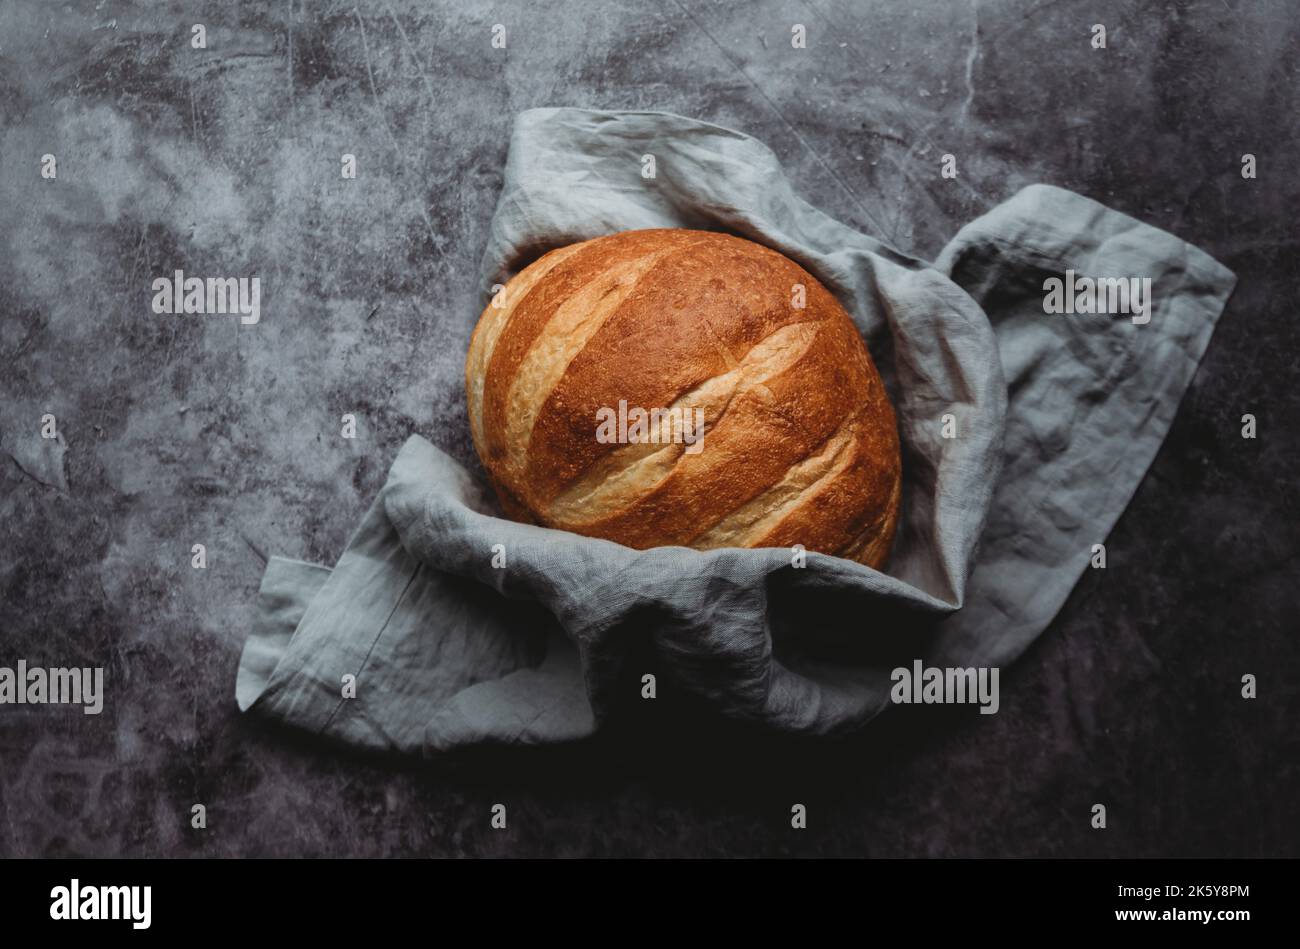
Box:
[465,228,901,568]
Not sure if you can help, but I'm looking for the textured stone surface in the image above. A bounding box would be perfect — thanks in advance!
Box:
[1,0,1297,857]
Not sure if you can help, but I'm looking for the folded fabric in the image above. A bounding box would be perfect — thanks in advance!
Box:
[237,107,1235,754]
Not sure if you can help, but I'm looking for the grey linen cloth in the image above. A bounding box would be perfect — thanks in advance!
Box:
[236,107,1236,753]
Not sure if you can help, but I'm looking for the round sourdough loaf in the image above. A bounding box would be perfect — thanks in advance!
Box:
[465,228,902,569]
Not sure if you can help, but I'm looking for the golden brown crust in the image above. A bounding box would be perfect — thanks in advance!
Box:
[465,228,901,569]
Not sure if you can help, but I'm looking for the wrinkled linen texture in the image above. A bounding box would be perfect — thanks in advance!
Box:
[237,108,1235,754]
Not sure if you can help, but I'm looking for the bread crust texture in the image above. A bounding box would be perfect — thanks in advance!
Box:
[465,228,901,569]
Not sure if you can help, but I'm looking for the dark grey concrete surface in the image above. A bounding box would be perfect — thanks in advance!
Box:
[1,0,1297,857]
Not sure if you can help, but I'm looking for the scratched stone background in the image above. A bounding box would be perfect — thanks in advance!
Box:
[1,0,1297,858]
